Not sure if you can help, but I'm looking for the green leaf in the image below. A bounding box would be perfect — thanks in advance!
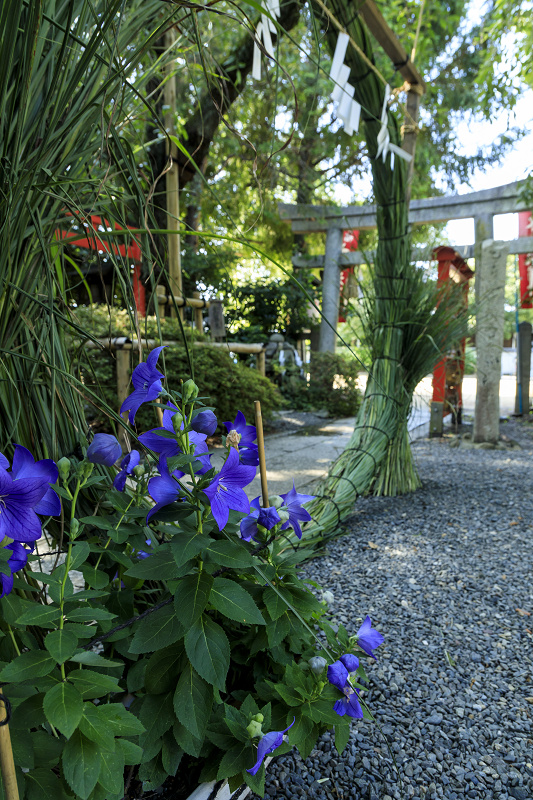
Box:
[210,577,265,625]
[145,642,184,695]
[129,603,183,654]
[173,571,213,627]
[98,703,145,736]
[25,768,62,800]
[16,604,61,627]
[69,651,122,669]
[31,731,63,768]
[43,682,84,739]
[68,670,122,700]
[78,703,115,750]
[173,663,212,739]
[98,748,125,796]
[184,615,230,691]
[10,694,46,730]
[161,731,183,776]
[0,650,56,682]
[62,729,101,800]
[334,721,350,754]
[10,727,34,768]
[116,738,143,766]
[69,542,90,570]
[170,532,212,568]
[271,682,305,707]
[173,721,203,757]
[124,547,179,580]
[263,587,288,621]
[202,540,254,568]
[45,629,78,665]
[223,705,248,743]
[80,565,109,589]
[266,612,290,647]
[139,692,174,743]
[66,607,116,622]
[217,742,252,780]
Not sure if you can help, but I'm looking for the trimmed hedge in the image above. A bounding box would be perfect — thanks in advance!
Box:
[70,306,282,432]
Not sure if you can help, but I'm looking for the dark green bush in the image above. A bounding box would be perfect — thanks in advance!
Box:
[306,351,362,418]
[70,306,282,432]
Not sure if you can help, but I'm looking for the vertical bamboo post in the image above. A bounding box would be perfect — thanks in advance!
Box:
[164,26,183,320]
[0,689,19,800]
[193,291,204,333]
[403,88,421,207]
[116,347,131,451]
[254,401,269,507]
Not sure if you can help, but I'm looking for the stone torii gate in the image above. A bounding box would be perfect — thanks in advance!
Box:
[280,180,532,443]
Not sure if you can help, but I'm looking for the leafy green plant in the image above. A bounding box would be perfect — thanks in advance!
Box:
[0,358,383,800]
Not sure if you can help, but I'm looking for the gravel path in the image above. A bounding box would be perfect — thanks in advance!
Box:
[254,419,533,800]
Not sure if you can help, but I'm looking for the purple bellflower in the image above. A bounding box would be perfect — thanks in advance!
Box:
[146,459,183,522]
[191,409,217,436]
[327,660,363,719]
[0,542,30,599]
[340,653,360,673]
[120,346,165,425]
[10,445,61,517]
[279,483,315,540]
[224,411,256,446]
[113,450,141,492]
[355,616,384,659]
[240,497,281,542]
[247,719,295,776]
[87,434,122,467]
[0,453,8,470]
[203,446,256,530]
[224,411,259,466]
[0,468,48,543]
[139,404,209,462]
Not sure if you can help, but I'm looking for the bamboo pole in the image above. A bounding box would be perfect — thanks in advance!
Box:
[0,689,19,800]
[164,26,183,320]
[254,401,269,507]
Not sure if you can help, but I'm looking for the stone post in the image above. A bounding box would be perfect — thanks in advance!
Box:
[318,227,343,353]
[473,240,509,443]
[515,321,532,415]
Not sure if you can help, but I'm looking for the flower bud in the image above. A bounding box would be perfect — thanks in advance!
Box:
[246,720,263,739]
[321,590,334,605]
[57,457,71,481]
[309,656,327,675]
[78,461,94,481]
[252,713,264,723]
[86,433,121,467]
[277,510,290,523]
[70,518,80,539]
[133,464,145,478]
[182,379,199,404]
[172,411,184,433]
[268,495,284,509]
[317,680,326,692]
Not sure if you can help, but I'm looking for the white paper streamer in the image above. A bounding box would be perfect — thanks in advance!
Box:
[329,33,363,139]
[252,0,281,81]
[376,84,413,167]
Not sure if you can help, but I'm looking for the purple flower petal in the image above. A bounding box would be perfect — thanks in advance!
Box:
[146,460,181,522]
[120,379,163,425]
[0,452,8,470]
[246,720,294,775]
[224,411,257,446]
[10,446,61,516]
[131,346,165,391]
[240,508,260,542]
[87,434,122,466]
[333,698,347,717]
[113,450,141,492]
[191,410,218,436]
[356,616,384,659]
[346,691,363,718]
[204,447,256,530]
[340,654,359,673]
[279,482,315,539]
[327,660,349,693]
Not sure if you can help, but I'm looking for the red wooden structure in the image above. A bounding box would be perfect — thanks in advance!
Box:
[518,210,532,309]
[339,230,360,323]
[431,246,474,424]
[56,214,146,315]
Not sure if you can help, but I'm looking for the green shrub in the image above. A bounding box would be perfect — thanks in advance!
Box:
[307,351,363,417]
[70,305,282,431]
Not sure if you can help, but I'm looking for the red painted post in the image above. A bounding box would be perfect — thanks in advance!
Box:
[518,211,532,309]
[339,230,359,323]
[431,247,454,405]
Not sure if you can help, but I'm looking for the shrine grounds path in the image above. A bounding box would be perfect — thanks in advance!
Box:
[252,416,533,800]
